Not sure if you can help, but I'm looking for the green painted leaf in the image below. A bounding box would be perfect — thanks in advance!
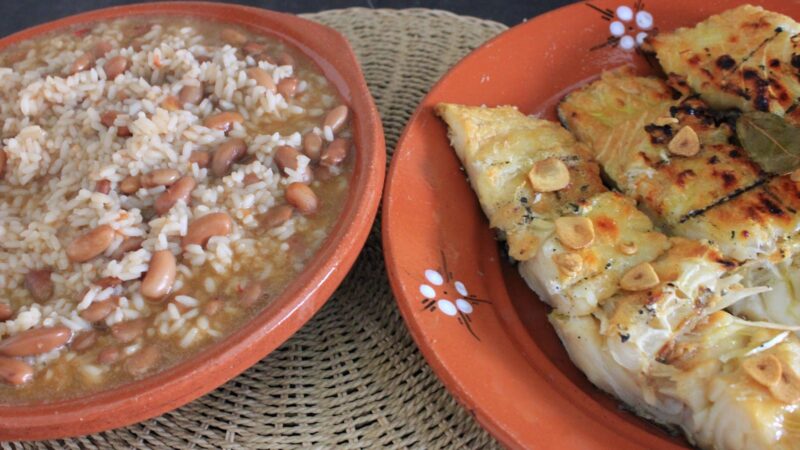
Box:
[737,111,800,175]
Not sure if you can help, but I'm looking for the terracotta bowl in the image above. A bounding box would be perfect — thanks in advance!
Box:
[383,0,798,448]
[0,2,384,440]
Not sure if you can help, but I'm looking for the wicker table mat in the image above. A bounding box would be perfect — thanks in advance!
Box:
[10,8,508,449]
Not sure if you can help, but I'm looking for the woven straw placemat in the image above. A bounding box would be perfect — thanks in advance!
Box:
[9,8,508,449]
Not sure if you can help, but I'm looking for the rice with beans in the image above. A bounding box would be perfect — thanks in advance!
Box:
[0,17,352,400]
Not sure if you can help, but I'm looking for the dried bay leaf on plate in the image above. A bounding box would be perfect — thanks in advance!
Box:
[737,111,800,175]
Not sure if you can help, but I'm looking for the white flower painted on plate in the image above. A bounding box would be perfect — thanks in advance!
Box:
[418,256,491,340]
[419,269,472,316]
[590,2,655,51]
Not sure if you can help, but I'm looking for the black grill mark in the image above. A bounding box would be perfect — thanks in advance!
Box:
[679,178,768,223]
[644,124,674,144]
[716,55,736,70]
[792,54,800,69]
[733,28,783,72]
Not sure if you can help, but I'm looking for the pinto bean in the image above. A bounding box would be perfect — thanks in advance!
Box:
[257,204,294,229]
[70,330,97,352]
[80,299,115,323]
[240,281,262,308]
[0,356,33,385]
[274,145,301,175]
[203,111,244,133]
[178,85,203,105]
[0,303,12,321]
[125,345,161,377]
[117,125,132,137]
[25,269,53,302]
[243,42,265,55]
[285,182,318,214]
[110,318,147,343]
[203,299,222,316]
[100,110,117,127]
[221,28,247,46]
[275,145,312,181]
[103,55,128,79]
[253,52,275,64]
[95,179,111,194]
[100,111,131,137]
[211,138,247,177]
[110,236,144,260]
[0,326,72,357]
[323,105,349,133]
[141,250,176,299]
[141,168,180,188]
[277,52,295,67]
[0,149,6,179]
[119,175,141,194]
[69,52,93,74]
[161,95,181,111]
[314,165,334,182]
[320,138,348,167]
[66,224,115,263]
[277,77,298,99]
[96,346,120,365]
[95,277,122,288]
[182,212,233,249]
[189,151,210,168]
[302,133,323,162]
[92,41,112,58]
[155,176,196,215]
[243,173,260,186]
[246,67,276,92]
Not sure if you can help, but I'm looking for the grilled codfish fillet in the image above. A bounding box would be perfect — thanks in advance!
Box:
[558,67,800,330]
[648,4,800,126]
[519,191,668,315]
[435,104,605,261]
[436,103,669,315]
[553,311,800,450]
[558,67,800,262]
[675,174,800,261]
[558,66,765,227]
[437,102,796,450]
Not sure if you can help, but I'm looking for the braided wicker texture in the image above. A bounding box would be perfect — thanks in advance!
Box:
[8,8,508,449]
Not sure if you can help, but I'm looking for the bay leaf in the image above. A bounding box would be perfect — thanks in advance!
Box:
[737,111,800,175]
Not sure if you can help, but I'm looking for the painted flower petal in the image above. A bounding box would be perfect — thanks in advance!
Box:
[455,281,468,296]
[610,21,625,37]
[636,32,648,45]
[420,284,436,299]
[636,10,654,30]
[619,35,635,50]
[456,299,474,314]
[616,5,633,21]
[425,269,443,286]
[437,299,457,316]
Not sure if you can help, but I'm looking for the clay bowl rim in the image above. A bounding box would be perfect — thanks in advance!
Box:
[0,1,385,441]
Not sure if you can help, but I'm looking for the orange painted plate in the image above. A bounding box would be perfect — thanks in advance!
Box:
[383,1,800,449]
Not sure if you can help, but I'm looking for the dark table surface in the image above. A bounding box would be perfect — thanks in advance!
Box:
[0,1,576,36]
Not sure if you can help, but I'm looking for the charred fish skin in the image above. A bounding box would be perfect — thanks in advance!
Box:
[647,4,800,126]
[558,66,767,228]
